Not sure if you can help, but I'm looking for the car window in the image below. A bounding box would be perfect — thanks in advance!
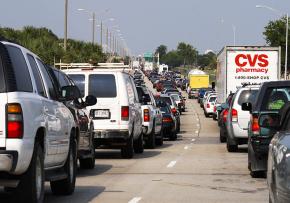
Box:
[159,97,172,105]
[54,70,70,87]
[27,54,46,97]
[160,106,170,113]
[237,90,258,106]
[0,58,4,93]
[68,74,85,97]
[209,96,216,102]
[261,87,290,111]
[6,45,33,92]
[36,59,58,100]
[89,74,117,98]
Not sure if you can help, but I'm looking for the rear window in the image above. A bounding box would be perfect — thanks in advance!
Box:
[6,45,33,92]
[68,74,85,97]
[158,97,172,105]
[160,106,170,113]
[89,74,117,98]
[261,87,290,111]
[237,90,258,106]
[209,96,216,102]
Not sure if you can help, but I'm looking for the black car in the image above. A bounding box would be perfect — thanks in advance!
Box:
[48,66,97,169]
[157,102,177,140]
[242,81,290,177]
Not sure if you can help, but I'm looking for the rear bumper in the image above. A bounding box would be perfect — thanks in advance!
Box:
[0,151,18,172]
[94,130,130,139]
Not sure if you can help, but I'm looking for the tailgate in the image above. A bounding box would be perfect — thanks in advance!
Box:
[0,93,7,147]
[237,106,250,129]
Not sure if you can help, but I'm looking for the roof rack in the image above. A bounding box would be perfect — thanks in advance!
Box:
[56,62,131,70]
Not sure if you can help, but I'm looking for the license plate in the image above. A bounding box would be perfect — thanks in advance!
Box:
[94,110,110,119]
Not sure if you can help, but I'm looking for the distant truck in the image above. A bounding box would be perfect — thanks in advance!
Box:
[188,69,210,89]
[216,46,281,104]
[158,64,168,74]
[144,61,154,71]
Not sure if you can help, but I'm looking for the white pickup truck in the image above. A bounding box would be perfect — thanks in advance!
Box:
[0,40,78,202]
[136,86,163,148]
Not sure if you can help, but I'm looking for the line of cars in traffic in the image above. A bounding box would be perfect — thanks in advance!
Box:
[0,39,187,202]
[190,81,290,202]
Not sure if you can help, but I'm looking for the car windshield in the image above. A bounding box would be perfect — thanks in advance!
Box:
[261,87,290,110]
[209,96,216,102]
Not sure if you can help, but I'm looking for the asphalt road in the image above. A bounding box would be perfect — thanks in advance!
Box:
[0,80,269,203]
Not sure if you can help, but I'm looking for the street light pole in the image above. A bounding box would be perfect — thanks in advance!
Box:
[92,12,95,45]
[106,27,109,53]
[64,0,68,51]
[100,21,103,50]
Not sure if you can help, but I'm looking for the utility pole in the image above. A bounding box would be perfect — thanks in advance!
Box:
[92,12,95,44]
[100,21,103,50]
[106,27,109,53]
[64,0,68,51]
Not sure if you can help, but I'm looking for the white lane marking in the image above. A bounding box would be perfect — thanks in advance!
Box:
[184,145,189,150]
[196,124,200,126]
[192,138,196,142]
[167,160,177,168]
[128,197,142,203]
[196,118,199,121]
[195,130,199,134]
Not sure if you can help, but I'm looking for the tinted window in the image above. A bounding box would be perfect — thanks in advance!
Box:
[160,106,170,113]
[0,60,5,93]
[6,45,33,92]
[209,96,217,102]
[237,90,258,106]
[37,59,57,100]
[158,97,172,105]
[27,54,46,97]
[171,95,179,101]
[261,87,290,111]
[68,74,85,97]
[89,74,117,98]
[54,70,70,87]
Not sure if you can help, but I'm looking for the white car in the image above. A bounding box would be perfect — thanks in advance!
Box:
[226,85,260,152]
[203,94,217,117]
[64,68,143,159]
[0,41,77,202]
[136,86,163,147]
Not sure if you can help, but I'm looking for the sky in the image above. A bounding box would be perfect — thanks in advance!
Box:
[0,0,289,56]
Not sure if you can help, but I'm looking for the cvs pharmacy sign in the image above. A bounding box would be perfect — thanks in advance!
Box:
[235,54,269,74]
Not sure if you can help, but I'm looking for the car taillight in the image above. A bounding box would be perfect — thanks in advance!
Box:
[7,103,23,138]
[251,115,260,135]
[231,108,238,122]
[207,103,210,108]
[171,107,177,114]
[144,109,150,122]
[163,117,173,123]
[223,109,228,123]
[121,106,129,121]
[214,106,217,112]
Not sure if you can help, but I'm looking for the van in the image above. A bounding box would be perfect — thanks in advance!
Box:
[63,68,143,159]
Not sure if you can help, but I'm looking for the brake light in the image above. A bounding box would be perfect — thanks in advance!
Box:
[223,109,229,123]
[214,106,217,112]
[231,108,238,122]
[7,104,23,138]
[121,106,129,121]
[251,115,260,135]
[171,107,177,114]
[207,103,210,108]
[163,117,173,123]
[144,109,150,122]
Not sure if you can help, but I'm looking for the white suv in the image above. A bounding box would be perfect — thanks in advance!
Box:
[0,41,77,202]
[64,68,143,158]
[203,93,217,117]
[226,85,260,152]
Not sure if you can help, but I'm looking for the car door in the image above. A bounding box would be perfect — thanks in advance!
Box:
[150,92,162,134]
[130,77,142,138]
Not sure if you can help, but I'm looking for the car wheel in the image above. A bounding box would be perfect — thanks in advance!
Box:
[146,125,156,149]
[121,136,134,159]
[219,127,226,143]
[50,137,77,195]
[156,130,164,146]
[250,170,265,178]
[134,132,144,154]
[170,131,177,141]
[16,142,44,203]
[204,111,209,118]
[226,140,238,152]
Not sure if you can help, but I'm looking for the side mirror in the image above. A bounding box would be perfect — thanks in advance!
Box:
[242,102,252,112]
[85,95,97,106]
[61,86,81,101]
[259,113,280,129]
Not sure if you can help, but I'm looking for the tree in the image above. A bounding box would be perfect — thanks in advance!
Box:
[197,52,217,70]
[177,42,198,66]
[155,45,167,63]
[263,16,289,75]
[162,51,183,68]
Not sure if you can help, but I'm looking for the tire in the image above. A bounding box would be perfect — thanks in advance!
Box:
[16,142,44,203]
[250,170,265,178]
[227,140,238,152]
[204,111,209,118]
[134,133,144,154]
[156,130,164,146]
[121,136,134,159]
[146,125,156,149]
[50,137,77,195]
[79,132,95,169]
[170,131,177,141]
[219,127,226,143]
